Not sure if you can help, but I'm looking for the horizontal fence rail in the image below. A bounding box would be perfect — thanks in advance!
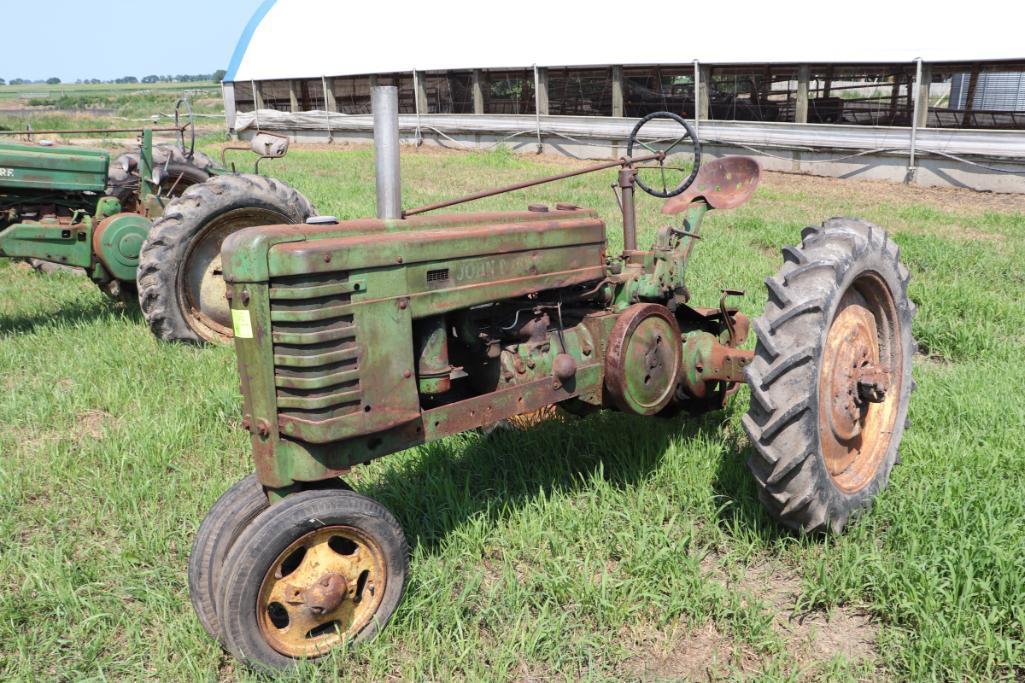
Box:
[234,110,1025,161]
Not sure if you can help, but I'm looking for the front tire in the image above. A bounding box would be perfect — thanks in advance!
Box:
[743,218,916,533]
[137,174,316,344]
[216,489,408,672]
[188,474,269,644]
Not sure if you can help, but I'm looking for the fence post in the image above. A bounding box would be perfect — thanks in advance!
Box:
[322,75,334,142]
[914,62,931,129]
[795,64,810,123]
[907,58,924,183]
[412,70,424,146]
[533,65,545,153]
[323,76,337,113]
[472,70,485,114]
[535,67,549,116]
[253,80,264,110]
[692,61,708,133]
[611,66,624,117]
[414,70,428,114]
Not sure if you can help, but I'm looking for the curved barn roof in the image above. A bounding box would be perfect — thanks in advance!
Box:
[226,0,1021,83]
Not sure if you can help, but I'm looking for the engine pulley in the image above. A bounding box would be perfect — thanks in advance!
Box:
[605,304,682,415]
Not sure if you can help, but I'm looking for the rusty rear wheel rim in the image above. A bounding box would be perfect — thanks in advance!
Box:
[179,208,288,342]
[257,525,387,658]
[817,272,903,493]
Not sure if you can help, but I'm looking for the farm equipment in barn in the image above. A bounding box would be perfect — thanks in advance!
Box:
[192,90,916,671]
[0,100,315,343]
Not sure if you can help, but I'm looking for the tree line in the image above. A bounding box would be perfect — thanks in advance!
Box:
[1,70,227,87]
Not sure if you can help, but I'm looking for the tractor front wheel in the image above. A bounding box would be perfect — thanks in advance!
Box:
[188,474,270,644]
[215,489,408,672]
[743,218,916,534]
[137,174,316,343]
[188,474,354,644]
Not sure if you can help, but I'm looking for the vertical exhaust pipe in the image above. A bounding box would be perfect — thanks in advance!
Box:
[372,86,402,219]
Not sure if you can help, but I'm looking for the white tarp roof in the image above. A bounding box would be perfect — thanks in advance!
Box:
[226,0,1022,83]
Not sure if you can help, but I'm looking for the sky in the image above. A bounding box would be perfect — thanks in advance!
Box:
[4,0,265,82]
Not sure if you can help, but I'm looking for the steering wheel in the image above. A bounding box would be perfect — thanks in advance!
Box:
[174,97,196,162]
[626,111,702,198]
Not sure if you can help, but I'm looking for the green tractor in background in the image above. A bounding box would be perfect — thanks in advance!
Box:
[0,102,316,343]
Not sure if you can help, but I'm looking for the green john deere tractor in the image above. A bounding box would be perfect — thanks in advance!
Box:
[189,93,917,671]
[0,103,316,343]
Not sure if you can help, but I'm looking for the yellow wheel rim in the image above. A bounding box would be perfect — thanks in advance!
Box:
[257,525,387,658]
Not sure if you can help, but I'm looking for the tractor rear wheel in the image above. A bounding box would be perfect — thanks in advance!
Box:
[107,145,215,211]
[743,218,916,533]
[137,174,316,344]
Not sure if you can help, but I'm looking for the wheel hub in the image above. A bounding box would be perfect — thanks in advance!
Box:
[258,525,386,657]
[180,207,288,342]
[816,276,903,493]
[303,573,348,615]
[823,310,886,442]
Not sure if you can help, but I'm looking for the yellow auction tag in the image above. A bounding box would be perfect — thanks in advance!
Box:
[231,309,254,339]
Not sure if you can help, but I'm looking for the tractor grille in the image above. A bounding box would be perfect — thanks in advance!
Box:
[269,272,361,422]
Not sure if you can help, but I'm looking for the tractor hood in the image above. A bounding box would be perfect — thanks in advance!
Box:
[0,142,109,193]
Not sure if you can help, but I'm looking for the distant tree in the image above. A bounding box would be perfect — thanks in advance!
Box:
[10,78,25,85]
[212,69,227,83]
[114,76,139,84]
[46,77,61,85]
[142,75,159,84]
[0,78,5,86]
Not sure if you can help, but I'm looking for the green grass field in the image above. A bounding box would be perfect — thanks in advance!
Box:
[1,143,1024,681]
[0,81,223,140]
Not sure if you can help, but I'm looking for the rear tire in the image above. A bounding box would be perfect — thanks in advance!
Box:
[136,174,316,344]
[107,145,215,211]
[743,218,916,533]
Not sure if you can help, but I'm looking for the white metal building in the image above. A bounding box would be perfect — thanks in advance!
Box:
[222,0,1025,192]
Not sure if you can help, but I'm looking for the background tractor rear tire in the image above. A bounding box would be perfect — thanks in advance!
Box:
[107,145,215,210]
[109,161,210,213]
[136,174,316,344]
[743,218,916,534]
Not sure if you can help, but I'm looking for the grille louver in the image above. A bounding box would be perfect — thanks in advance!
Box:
[269,272,362,422]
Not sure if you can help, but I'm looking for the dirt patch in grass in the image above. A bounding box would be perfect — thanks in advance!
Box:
[621,620,756,681]
[76,409,116,440]
[620,557,879,681]
[736,561,878,674]
[762,171,1024,214]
